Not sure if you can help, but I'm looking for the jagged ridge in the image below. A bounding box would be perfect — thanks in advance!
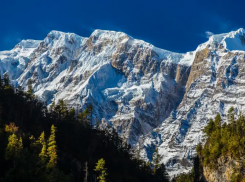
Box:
[0,29,194,147]
[2,28,245,177]
[141,28,245,176]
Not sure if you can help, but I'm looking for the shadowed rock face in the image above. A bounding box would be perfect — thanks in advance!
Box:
[0,30,193,146]
[5,28,245,177]
[142,28,245,176]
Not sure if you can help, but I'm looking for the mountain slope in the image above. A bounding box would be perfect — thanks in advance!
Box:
[142,28,245,176]
[0,77,166,182]
[0,30,194,145]
[2,28,245,177]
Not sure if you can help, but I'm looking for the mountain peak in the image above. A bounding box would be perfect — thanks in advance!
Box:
[209,28,245,51]
[196,28,245,52]
[3,28,245,177]
[91,29,128,37]
[46,30,84,41]
[89,29,130,44]
[14,39,41,49]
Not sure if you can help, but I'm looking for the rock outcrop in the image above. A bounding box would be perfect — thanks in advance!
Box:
[203,157,241,182]
[2,28,245,177]
[142,28,245,176]
[0,29,194,146]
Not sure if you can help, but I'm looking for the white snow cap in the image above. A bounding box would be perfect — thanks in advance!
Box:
[89,29,196,66]
[17,39,41,49]
[198,28,245,52]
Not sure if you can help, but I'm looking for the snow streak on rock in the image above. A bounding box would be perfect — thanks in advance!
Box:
[0,29,194,146]
[2,28,245,176]
[141,28,245,176]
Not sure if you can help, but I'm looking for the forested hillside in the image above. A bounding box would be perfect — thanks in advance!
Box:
[0,76,169,182]
[196,108,245,182]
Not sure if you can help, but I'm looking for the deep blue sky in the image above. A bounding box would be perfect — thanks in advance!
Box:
[1,0,245,52]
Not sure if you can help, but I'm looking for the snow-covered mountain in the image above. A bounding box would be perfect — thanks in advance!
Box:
[0,29,194,146]
[1,28,245,176]
[141,28,245,176]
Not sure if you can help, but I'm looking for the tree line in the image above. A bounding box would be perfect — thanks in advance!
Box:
[0,76,169,182]
[196,107,245,181]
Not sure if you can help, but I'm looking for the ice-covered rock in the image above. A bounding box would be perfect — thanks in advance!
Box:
[141,28,245,176]
[2,28,245,176]
[0,29,194,146]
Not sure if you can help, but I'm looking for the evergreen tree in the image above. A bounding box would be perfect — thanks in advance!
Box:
[94,158,108,182]
[228,107,235,123]
[47,125,57,169]
[5,133,23,160]
[27,79,34,96]
[0,78,160,182]
[152,148,161,173]
[204,119,215,136]
[38,131,48,163]
[214,113,221,129]
[154,163,169,182]
[78,108,90,127]
[228,107,236,132]
[3,74,10,89]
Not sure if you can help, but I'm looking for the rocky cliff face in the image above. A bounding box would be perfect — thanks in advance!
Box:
[2,28,245,177]
[203,157,242,182]
[142,28,245,176]
[0,29,194,146]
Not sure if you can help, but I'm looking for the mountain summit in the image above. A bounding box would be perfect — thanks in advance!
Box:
[1,28,245,176]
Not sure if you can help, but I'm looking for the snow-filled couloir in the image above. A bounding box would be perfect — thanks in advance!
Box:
[141,28,245,176]
[2,28,245,176]
[0,29,194,146]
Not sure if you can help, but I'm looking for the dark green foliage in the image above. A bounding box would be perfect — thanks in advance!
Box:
[27,79,34,96]
[154,163,169,182]
[172,170,194,182]
[197,109,245,181]
[0,77,168,182]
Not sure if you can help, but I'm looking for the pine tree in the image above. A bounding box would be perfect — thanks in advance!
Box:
[214,113,221,129]
[59,99,67,116]
[69,107,76,119]
[94,158,108,182]
[3,75,10,89]
[154,163,169,182]
[5,133,23,160]
[228,107,236,132]
[78,109,90,127]
[27,79,33,96]
[47,125,57,169]
[38,131,48,163]
[152,148,161,173]
[204,119,215,136]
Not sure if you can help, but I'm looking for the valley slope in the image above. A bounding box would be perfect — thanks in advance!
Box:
[1,28,245,176]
